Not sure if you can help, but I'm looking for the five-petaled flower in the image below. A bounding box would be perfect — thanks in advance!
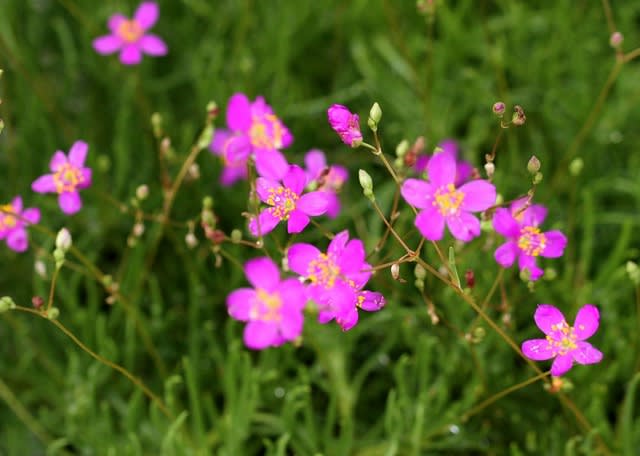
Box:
[327,104,362,147]
[93,1,168,65]
[492,197,567,280]
[249,165,329,236]
[0,196,40,252]
[211,93,293,181]
[414,139,473,187]
[227,257,307,350]
[304,149,348,218]
[521,304,603,376]
[32,140,92,215]
[401,151,496,242]
[288,230,385,331]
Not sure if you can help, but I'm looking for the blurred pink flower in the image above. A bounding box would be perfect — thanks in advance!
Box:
[32,140,92,215]
[521,304,603,376]
[303,149,348,218]
[0,196,40,252]
[93,1,168,65]
[327,104,362,147]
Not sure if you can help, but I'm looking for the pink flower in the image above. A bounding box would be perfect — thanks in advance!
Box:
[32,140,92,215]
[401,151,496,242]
[93,1,168,65]
[414,139,473,187]
[492,198,567,280]
[287,230,385,331]
[249,165,329,236]
[303,149,348,218]
[327,104,362,147]
[0,196,40,252]
[211,93,293,182]
[227,257,307,350]
[521,304,603,376]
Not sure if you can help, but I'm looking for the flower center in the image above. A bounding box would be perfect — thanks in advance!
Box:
[249,114,285,149]
[117,19,144,43]
[546,322,578,356]
[307,253,341,289]
[266,187,298,220]
[0,204,17,230]
[254,288,283,322]
[53,163,84,194]
[433,183,464,216]
[517,226,547,257]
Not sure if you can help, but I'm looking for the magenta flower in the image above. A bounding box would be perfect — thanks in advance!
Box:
[492,198,567,280]
[212,93,293,181]
[414,139,473,187]
[303,149,348,218]
[327,104,362,147]
[521,304,603,376]
[93,1,168,65]
[227,257,307,349]
[287,230,385,331]
[0,196,40,252]
[249,165,329,236]
[401,151,496,242]
[32,140,92,215]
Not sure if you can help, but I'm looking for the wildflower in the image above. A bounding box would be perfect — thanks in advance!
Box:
[227,257,307,349]
[249,165,328,236]
[93,1,168,65]
[401,151,496,242]
[211,93,293,182]
[287,230,385,331]
[0,196,40,252]
[32,140,92,215]
[521,304,603,376]
[492,197,567,280]
[414,139,473,186]
[327,104,362,147]
[303,149,348,218]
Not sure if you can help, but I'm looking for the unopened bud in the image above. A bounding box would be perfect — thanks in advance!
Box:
[133,223,145,237]
[198,125,215,150]
[626,261,640,286]
[610,32,623,48]
[358,169,374,201]
[391,263,400,280]
[484,162,495,178]
[543,267,558,281]
[465,269,475,288]
[395,139,409,158]
[32,296,44,309]
[203,196,214,210]
[527,155,541,174]
[569,157,583,176]
[229,229,241,244]
[151,112,163,138]
[533,172,543,185]
[55,228,72,252]
[414,278,424,292]
[368,102,382,131]
[47,307,60,320]
[0,296,16,313]
[34,260,47,278]
[187,163,200,180]
[206,100,219,119]
[136,184,149,200]
[185,232,198,249]
[414,264,427,280]
[512,105,526,126]
[492,101,506,117]
[0,119,4,135]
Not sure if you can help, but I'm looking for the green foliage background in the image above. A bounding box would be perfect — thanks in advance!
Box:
[1,0,639,454]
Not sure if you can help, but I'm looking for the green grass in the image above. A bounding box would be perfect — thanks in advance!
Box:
[1,0,640,454]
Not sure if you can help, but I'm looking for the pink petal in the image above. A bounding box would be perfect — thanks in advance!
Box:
[521,338,555,360]
[297,192,328,216]
[139,34,167,55]
[6,229,28,252]
[31,175,56,193]
[277,279,307,311]
[573,304,600,340]
[245,257,280,291]
[550,353,574,376]
[255,177,280,203]
[287,210,310,233]
[248,209,280,237]
[50,151,68,171]
[541,230,567,258]
[328,230,349,257]
[446,212,481,242]
[518,254,544,281]
[283,165,306,195]
[120,44,142,65]
[68,140,88,166]
[358,291,385,312]
[93,35,123,54]
[415,206,445,241]
[107,14,127,33]
[521,204,547,227]
[572,341,603,365]
[492,208,520,237]
[227,288,257,321]
[438,139,458,156]
[244,321,278,350]
[287,243,321,276]
[427,150,456,187]
[400,178,433,209]
[533,304,567,338]
[134,1,159,30]
[278,310,304,341]
[458,180,496,212]
[220,166,247,186]
[304,149,327,178]
[337,239,366,276]
[337,306,359,331]
[210,129,231,154]
[227,93,252,132]
[255,149,289,180]
[494,241,518,268]
[325,192,341,218]
[22,208,41,225]
[59,192,82,215]
[10,196,23,212]
[77,168,92,190]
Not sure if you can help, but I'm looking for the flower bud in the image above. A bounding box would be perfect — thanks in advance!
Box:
[395,139,409,158]
[492,101,506,117]
[610,31,623,48]
[197,125,215,150]
[391,263,400,280]
[0,296,16,313]
[47,307,60,320]
[569,158,583,176]
[206,100,219,119]
[327,104,362,147]
[484,162,495,178]
[133,223,145,237]
[626,261,640,286]
[136,184,149,200]
[151,112,163,138]
[230,229,242,243]
[55,228,72,253]
[512,105,526,126]
[34,260,47,278]
[464,269,475,288]
[185,232,198,249]
[414,264,427,280]
[527,155,541,174]
[532,172,543,185]
[0,119,4,135]
[368,102,382,129]
[358,169,373,193]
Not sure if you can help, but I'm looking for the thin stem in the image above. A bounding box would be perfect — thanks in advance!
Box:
[46,266,60,312]
[0,377,54,445]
